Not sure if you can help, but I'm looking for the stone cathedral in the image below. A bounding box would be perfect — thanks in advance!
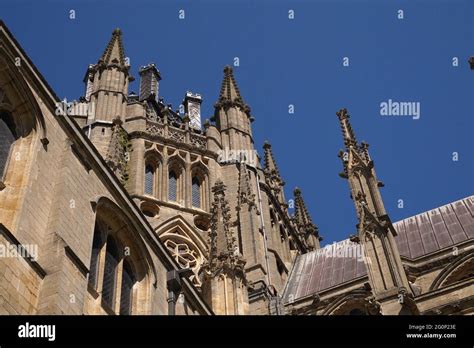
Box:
[0,23,473,316]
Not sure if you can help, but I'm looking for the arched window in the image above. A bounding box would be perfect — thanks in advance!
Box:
[88,224,104,289]
[191,165,208,211]
[87,214,145,315]
[144,164,154,195]
[192,177,201,208]
[102,236,120,310]
[0,111,17,179]
[169,170,178,202]
[120,260,135,315]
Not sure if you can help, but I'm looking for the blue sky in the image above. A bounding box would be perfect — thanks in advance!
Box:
[1,0,473,245]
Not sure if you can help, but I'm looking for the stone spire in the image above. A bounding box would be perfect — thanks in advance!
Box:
[86,28,132,123]
[214,66,250,115]
[336,108,381,216]
[263,141,286,203]
[98,28,127,67]
[201,180,248,315]
[336,108,417,315]
[213,66,255,152]
[336,107,358,150]
[263,141,282,181]
[293,187,321,250]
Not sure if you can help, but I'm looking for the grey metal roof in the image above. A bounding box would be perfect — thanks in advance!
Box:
[282,196,474,303]
[393,196,474,259]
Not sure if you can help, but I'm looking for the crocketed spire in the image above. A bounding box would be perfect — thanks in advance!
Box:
[263,141,281,179]
[214,66,250,115]
[98,28,127,67]
[336,108,358,150]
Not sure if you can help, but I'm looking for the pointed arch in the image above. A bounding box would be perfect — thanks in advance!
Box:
[0,48,47,229]
[322,290,372,315]
[191,161,209,211]
[430,253,474,291]
[167,155,185,205]
[144,149,162,199]
[86,196,157,314]
[0,49,46,138]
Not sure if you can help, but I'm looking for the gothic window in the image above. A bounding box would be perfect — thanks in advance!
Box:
[87,213,144,315]
[191,165,208,211]
[192,177,201,208]
[102,236,119,310]
[88,224,104,289]
[169,170,178,202]
[0,111,16,179]
[144,164,154,195]
[119,260,135,315]
[144,154,162,200]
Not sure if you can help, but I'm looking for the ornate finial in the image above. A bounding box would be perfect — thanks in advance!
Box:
[113,28,121,35]
[336,107,358,150]
[263,141,285,198]
[293,187,321,239]
[336,107,349,120]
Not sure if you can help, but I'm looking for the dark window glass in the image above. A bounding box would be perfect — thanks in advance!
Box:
[0,112,16,178]
[192,177,201,208]
[144,164,154,195]
[102,237,119,310]
[88,225,103,288]
[169,171,177,201]
[120,261,135,315]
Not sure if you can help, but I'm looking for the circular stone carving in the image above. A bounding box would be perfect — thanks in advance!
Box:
[194,215,210,232]
[140,201,160,218]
